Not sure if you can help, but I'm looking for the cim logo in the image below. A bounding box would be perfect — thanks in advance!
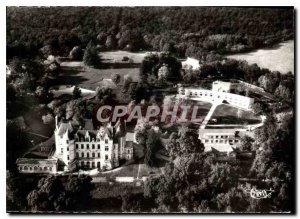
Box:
[244,188,274,199]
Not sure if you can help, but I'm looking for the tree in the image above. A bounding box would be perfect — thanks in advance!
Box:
[72,86,81,99]
[83,47,100,67]
[253,102,263,115]
[95,86,115,104]
[144,129,161,167]
[66,175,94,210]
[69,46,83,61]
[7,84,16,102]
[42,113,55,125]
[121,191,142,212]
[239,136,254,151]
[112,73,121,84]
[27,176,69,211]
[166,127,205,159]
[157,65,170,81]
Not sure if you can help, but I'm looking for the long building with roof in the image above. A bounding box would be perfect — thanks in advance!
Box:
[198,128,248,153]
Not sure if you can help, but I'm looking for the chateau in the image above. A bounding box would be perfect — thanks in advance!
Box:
[16,118,134,173]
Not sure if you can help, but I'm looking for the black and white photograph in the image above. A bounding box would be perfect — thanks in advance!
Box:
[5,5,296,214]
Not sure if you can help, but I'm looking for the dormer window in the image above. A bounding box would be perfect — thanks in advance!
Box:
[105,139,108,144]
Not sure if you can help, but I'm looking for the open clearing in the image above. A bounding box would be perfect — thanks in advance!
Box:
[100,50,151,63]
[55,64,140,91]
[227,40,294,74]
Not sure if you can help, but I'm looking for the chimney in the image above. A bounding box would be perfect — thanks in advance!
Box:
[55,115,58,129]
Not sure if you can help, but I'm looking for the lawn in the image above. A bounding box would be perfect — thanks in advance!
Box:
[100,50,150,64]
[208,104,261,125]
[137,163,163,178]
[55,64,140,91]
[98,164,140,178]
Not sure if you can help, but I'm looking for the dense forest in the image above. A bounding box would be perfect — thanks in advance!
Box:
[7,7,294,60]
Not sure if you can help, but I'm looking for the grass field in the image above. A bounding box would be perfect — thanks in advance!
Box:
[209,104,261,125]
[98,164,140,178]
[101,50,150,63]
[55,64,140,91]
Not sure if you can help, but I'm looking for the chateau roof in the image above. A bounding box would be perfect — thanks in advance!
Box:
[57,121,73,137]
[16,158,57,165]
[76,130,98,139]
[75,126,114,140]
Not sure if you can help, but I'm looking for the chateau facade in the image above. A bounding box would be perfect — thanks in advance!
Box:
[16,118,134,173]
[54,118,133,171]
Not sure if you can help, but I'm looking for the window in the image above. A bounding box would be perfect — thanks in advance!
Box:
[44,167,48,171]
[98,153,100,158]
[97,162,100,168]
[128,149,130,154]
[216,140,219,143]
[87,152,89,158]
[61,148,63,154]
[19,166,22,170]
[105,146,109,151]
[81,161,84,167]
[220,140,223,143]
[105,155,108,160]
[205,140,209,143]
[76,152,79,158]
[92,162,95,168]
[92,153,95,158]
[76,144,78,149]
[81,144,84,149]
[81,152,84,158]
[67,147,69,151]
[105,139,108,144]
[49,167,52,171]
[39,167,42,171]
[87,144,89,149]
[34,166,38,171]
[98,144,100,149]
[92,144,95,149]
[216,136,219,138]
[66,140,69,144]
[67,155,69,160]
